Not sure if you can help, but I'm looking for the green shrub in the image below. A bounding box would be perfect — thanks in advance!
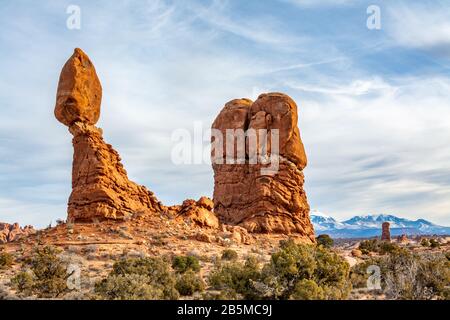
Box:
[420,238,430,247]
[221,249,238,261]
[316,234,334,248]
[380,250,450,299]
[349,258,382,289]
[378,241,401,255]
[172,255,200,274]
[358,239,379,253]
[95,274,162,300]
[0,252,13,269]
[208,256,261,300]
[266,241,317,288]
[10,271,34,295]
[209,240,351,300]
[429,239,440,248]
[349,264,368,289]
[358,239,400,255]
[96,257,179,300]
[262,240,351,300]
[291,279,325,300]
[175,270,205,296]
[445,251,450,261]
[349,249,450,300]
[11,246,69,298]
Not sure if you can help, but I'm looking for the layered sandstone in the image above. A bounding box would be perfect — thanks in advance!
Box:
[0,222,36,244]
[211,93,314,240]
[56,49,163,222]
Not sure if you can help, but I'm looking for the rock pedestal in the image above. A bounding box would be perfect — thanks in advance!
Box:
[67,122,162,222]
[381,222,391,241]
[55,49,162,222]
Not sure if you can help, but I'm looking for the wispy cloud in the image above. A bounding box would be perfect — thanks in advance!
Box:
[285,77,395,96]
[186,0,305,46]
[386,3,450,51]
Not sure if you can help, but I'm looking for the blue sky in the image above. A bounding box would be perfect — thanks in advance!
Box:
[1,0,450,227]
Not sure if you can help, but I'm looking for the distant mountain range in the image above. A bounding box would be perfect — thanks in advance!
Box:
[311,212,450,239]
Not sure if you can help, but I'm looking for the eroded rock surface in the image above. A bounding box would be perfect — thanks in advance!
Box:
[211,93,314,241]
[0,223,35,243]
[55,48,102,126]
[56,49,162,222]
[168,197,219,229]
[67,122,163,222]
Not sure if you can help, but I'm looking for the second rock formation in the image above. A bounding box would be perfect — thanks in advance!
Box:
[211,93,314,240]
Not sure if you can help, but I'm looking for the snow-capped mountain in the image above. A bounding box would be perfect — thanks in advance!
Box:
[310,211,450,238]
[310,211,346,231]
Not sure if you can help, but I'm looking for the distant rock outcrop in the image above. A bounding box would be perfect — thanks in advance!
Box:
[0,222,35,243]
[398,234,408,243]
[211,93,314,241]
[381,222,391,241]
[55,49,163,222]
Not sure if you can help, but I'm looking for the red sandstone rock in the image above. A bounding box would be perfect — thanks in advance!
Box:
[249,93,307,168]
[55,49,163,222]
[55,48,102,126]
[169,197,219,229]
[67,122,163,222]
[196,196,214,211]
[224,225,253,245]
[0,222,36,243]
[211,93,314,241]
[193,231,213,243]
[381,222,391,241]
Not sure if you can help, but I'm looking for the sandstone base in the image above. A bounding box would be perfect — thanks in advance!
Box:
[213,158,314,240]
[67,122,162,222]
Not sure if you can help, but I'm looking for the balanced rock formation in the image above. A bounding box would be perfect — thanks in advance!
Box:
[55,49,163,222]
[381,222,391,241]
[0,222,36,244]
[211,93,314,241]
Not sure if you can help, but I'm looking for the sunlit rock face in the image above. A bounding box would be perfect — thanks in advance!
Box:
[211,93,315,241]
[55,49,163,222]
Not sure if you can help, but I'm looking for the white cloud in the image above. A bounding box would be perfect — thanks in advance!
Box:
[286,77,395,96]
[386,3,450,50]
